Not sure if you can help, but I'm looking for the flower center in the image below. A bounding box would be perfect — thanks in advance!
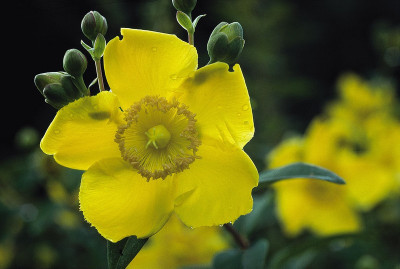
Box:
[115,96,201,180]
[145,124,171,149]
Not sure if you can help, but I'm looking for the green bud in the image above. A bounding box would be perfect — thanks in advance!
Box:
[207,22,245,69]
[63,49,87,78]
[92,34,107,60]
[172,0,197,15]
[34,72,84,109]
[34,72,64,95]
[60,75,84,100]
[81,11,108,42]
[43,83,72,109]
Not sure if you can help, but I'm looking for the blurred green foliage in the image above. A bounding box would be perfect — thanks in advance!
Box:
[3,0,399,268]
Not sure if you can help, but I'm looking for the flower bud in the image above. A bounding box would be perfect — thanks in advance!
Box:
[207,22,245,69]
[34,72,84,109]
[81,11,108,42]
[43,83,72,109]
[34,72,64,94]
[172,0,197,15]
[63,49,87,78]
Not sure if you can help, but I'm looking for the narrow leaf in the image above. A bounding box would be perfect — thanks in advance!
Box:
[107,236,148,269]
[176,11,194,33]
[193,14,206,29]
[88,77,98,90]
[259,162,345,187]
[212,249,243,269]
[107,238,128,269]
[242,239,269,269]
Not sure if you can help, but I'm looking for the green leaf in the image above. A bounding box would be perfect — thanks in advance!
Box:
[212,249,243,269]
[107,236,148,269]
[192,14,206,29]
[234,193,273,236]
[93,33,106,60]
[88,77,98,90]
[242,239,269,269]
[258,162,345,187]
[268,233,363,269]
[81,40,94,55]
[176,11,194,33]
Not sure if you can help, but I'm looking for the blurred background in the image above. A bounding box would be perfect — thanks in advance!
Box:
[2,0,399,268]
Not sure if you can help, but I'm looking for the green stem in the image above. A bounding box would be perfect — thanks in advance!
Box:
[75,75,89,96]
[188,31,194,45]
[95,58,106,92]
[223,223,249,250]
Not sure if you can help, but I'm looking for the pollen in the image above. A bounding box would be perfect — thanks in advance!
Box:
[115,96,201,180]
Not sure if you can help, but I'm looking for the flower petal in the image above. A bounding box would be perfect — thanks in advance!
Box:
[40,91,123,170]
[104,28,198,109]
[274,179,361,236]
[174,140,258,228]
[176,62,254,148]
[79,158,175,242]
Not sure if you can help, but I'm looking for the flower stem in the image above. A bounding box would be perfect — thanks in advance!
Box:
[95,58,106,92]
[188,31,194,46]
[223,223,249,249]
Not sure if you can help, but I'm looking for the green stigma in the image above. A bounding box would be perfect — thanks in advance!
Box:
[145,124,171,149]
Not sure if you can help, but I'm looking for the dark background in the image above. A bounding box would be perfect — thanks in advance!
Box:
[1,0,399,268]
[6,0,400,169]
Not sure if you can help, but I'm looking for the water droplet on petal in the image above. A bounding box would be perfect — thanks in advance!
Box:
[151,47,157,52]
[242,104,249,111]
[244,120,249,125]
[54,130,60,135]
[170,74,178,80]
[237,113,241,117]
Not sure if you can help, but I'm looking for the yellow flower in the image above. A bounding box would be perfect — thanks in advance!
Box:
[40,29,258,242]
[267,74,400,237]
[335,73,394,116]
[268,135,361,237]
[127,214,229,269]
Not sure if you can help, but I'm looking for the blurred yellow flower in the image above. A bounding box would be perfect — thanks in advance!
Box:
[127,214,229,269]
[268,135,361,236]
[40,29,258,242]
[0,240,14,269]
[268,73,400,236]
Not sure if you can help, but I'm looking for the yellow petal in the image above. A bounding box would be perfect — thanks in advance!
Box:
[176,63,254,148]
[127,214,229,269]
[339,155,396,210]
[40,91,123,170]
[79,158,175,242]
[274,179,361,237]
[306,198,361,236]
[104,28,198,109]
[174,140,258,228]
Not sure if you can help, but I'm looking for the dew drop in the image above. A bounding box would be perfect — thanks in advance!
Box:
[244,120,249,125]
[242,104,249,111]
[237,113,241,117]
[54,130,60,135]
[169,74,178,80]
[151,47,157,52]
